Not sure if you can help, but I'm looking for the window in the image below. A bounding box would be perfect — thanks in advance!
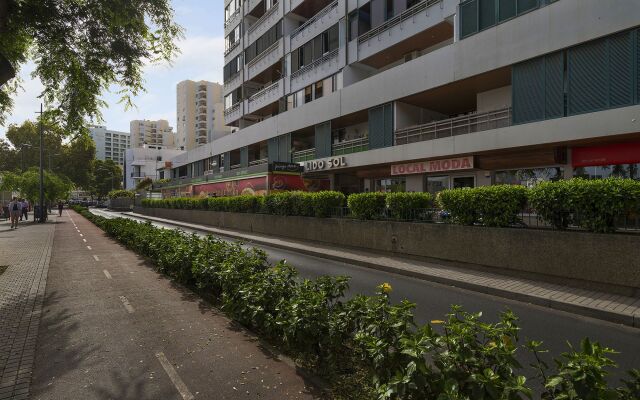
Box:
[245,22,282,64]
[225,24,242,51]
[495,167,564,186]
[573,164,640,180]
[314,81,323,99]
[224,87,242,109]
[223,54,243,81]
[304,86,312,103]
[290,23,340,73]
[225,0,242,22]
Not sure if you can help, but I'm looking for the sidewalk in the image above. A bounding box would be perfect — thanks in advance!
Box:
[0,218,55,400]
[28,210,319,399]
[126,211,640,329]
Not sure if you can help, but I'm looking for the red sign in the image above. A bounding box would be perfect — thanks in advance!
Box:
[391,156,474,176]
[194,176,268,197]
[572,142,640,167]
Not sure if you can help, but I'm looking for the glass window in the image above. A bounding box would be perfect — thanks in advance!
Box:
[452,176,475,189]
[314,80,323,99]
[573,164,640,180]
[304,85,313,103]
[426,176,449,195]
[495,167,564,186]
[374,177,406,192]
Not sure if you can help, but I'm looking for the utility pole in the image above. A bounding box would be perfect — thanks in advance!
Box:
[36,104,46,223]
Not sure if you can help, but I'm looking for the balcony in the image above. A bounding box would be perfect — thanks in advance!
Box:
[246,0,262,15]
[394,107,512,145]
[247,2,283,46]
[352,0,455,66]
[224,39,241,57]
[332,136,368,156]
[246,38,283,81]
[290,0,340,51]
[247,78,284,114]
[292,148,316,163]
[224,7,241,29]
[224,102,244,125]
[249,158,268,166]
[224,72,243,94]
[290,47,342,93]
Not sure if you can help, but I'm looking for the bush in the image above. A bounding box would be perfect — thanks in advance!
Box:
[347,192,387,220]
[72,205,640,399]
[529,178,640,233]
[310,191,345,218]
[136,177,153,190]
[385,192,432,220]
[437,185,527,227]
[108,189,134,199]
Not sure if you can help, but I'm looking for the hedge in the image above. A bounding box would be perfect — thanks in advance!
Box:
[385,192,432,220]
[72,205,640,400]
[108,189,134,199]
[438,185,528,227]
[347,192,387,220]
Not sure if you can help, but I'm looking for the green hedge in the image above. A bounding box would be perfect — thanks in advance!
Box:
[529,178,640,233]
[385,192,432,219]
[108,189,134,199]
[347,192,387,220]
[438,185,528,227]
[72,205,640,400]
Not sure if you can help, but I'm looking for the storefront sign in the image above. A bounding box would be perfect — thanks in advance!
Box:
[391,156,474,176]
[304,156,347,172]
[572,142,640,167]
[269,162,304,173]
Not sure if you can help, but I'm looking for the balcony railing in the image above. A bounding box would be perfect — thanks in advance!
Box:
[332,137,368,156]
[224,102,241,116]
[230,164,242,170]
[394,107,512,145]
[224,40,240,56]
[249,158,268,166]
[247,39,280,68]
[247,3,279,35]
[290,0,338,39]
[292,148,316,163]
[224,8,241,28]
[358,0,442,44]
[290,48,338,80]
[248,80,280,104]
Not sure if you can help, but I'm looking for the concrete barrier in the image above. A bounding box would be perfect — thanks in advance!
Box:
[135,207,640,296]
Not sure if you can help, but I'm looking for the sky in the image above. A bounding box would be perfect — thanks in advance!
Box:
[0,0,224,138]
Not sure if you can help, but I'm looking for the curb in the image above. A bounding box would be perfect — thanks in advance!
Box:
[121,211,639,329]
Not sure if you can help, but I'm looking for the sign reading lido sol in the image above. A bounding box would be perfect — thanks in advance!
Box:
[391,156,474,176]
[305,156,347,172]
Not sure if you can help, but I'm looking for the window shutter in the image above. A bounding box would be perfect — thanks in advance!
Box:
[544,51,564,119]
[315,122,332,158]
[460,0,478,39]
[608,32,633,108]
[568,38,608,115]
[498,0,516,22]
[479,0,496,31]
[512,57,545,124]
[516,0,538,14]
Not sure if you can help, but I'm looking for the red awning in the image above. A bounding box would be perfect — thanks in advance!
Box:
[572,142,640,167]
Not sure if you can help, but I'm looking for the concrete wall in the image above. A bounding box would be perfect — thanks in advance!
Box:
[136,207,640,296]
[476,86,511,113]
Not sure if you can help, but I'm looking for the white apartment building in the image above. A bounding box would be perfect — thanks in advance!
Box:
[89,125,131,166]
[176,80,234,151]
[124,148,186,190]
[158,0,640,196]
[130,119,177,149]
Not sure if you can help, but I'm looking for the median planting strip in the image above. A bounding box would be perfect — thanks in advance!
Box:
[72,205,640,399]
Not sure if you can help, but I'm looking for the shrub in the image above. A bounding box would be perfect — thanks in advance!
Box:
[310,191,345,218]
[528,180,574,229]
[136,177,153,190]
[347,192,387,220]
[385,192,432,220]
[108,189,134,199]
[437,185,527,227]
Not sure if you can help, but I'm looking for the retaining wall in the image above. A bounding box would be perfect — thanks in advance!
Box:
[135,207,640,296]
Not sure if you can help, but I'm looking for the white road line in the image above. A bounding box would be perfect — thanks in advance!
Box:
[155,352,195,400]
[87,246,92,250]
[119,296,135,314]
[79,234,83,237]
[82,239,87,243]
[92,255,100,261]
[103,270,112,279]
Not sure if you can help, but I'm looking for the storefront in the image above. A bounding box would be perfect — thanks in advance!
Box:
[390,156,477,195]
[571,142,640,180]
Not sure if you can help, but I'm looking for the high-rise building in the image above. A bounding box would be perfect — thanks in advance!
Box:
[89,125,131,166]
[176,80,233,151]
[130,119,176,149]
[161,0,640,195]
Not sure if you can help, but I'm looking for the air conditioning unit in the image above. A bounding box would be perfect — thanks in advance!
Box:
[404,51,420,63]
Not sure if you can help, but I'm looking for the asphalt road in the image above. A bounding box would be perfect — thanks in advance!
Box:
[91,208,640,382]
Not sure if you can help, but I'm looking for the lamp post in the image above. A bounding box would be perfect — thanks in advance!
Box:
[35,104,45,223]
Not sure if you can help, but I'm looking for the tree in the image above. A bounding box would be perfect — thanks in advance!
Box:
[92,159,122,200]
[0,168,73,203]
[0,0,183,131]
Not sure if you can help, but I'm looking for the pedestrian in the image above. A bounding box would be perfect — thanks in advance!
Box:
[58,200,64,217]
[8,197,22,229]
[21,198,29,221]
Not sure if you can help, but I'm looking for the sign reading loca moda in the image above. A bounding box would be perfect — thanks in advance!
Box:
[304,156,347,172]
[390,156,474,176]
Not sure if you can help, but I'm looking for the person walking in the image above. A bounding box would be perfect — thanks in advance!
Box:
[20,198,29,221]
[58,200,64,217]
[8,197,22,229]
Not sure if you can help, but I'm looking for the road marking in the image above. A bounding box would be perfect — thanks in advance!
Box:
[83,239,87,242]
[92,255,100,261]
[103,270,112,280]
[155,352,195,400]
[87,246,92,250]
[79,234,83,237]
[119,296,135,313]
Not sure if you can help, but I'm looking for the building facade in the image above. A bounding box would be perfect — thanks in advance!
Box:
[176,80,234,151]
[124,148,186,190]
[159,0,640,196]
[130,119,177,149]
[89,125,131,166]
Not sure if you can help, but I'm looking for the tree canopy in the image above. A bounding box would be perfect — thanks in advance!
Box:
[92,159,123,200]
[0,0,183,132]
[0,168,73,203]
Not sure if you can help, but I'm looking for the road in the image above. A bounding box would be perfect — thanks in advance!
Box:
[91,208,640,381]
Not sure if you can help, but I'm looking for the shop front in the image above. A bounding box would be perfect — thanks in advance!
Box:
[571,141,640,180]
[390,156,477,195]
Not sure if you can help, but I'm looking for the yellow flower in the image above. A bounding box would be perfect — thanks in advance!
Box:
[430,320,445,324]
[380,282,393,294]
[487,341,497,349]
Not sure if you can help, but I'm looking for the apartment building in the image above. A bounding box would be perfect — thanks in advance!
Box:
[130,120,176,149]
[124,147,185,189]
[176,80,234,151]
[89,125,131,166]
[158,0,640,197]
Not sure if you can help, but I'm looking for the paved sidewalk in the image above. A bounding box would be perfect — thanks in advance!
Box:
[125,211,640,328]
[0,218,55,400]
[30,211,319,399]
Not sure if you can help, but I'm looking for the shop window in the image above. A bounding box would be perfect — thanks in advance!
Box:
[573,164,640,180]
[452,176,475,189]
[426,176,449,195]
[495,167,564,186]
[374,177,406,192]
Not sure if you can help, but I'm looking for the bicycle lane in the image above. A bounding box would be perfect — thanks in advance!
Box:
[30,210,319,399]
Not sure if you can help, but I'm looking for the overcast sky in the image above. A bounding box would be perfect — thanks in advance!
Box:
[0,0,224,138]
